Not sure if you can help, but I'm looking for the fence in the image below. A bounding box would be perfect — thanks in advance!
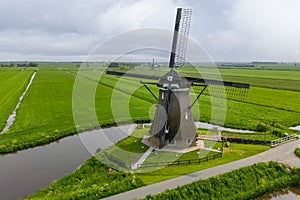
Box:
[136,152,222,168]
[270,134,298,147]
[223,137,270,145]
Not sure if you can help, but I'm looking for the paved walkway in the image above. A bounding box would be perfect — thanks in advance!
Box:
[131,147,153,169]
[104,138,300,200]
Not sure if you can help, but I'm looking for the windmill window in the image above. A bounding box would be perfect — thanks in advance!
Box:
[168,139,176,146]
[170,84,179,88]
[185,112,188,120]
[161,93,164,99]
[187,138,192,144]
[167,76,173,82]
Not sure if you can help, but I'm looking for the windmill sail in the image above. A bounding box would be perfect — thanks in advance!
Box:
[175,8,192,68]
[169,8,192,69]
[106,70,250,100]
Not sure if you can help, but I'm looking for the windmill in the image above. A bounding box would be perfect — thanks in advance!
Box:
[106,8,249,149]
[151,58,155,70]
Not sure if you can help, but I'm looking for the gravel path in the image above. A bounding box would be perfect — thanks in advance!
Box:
[104,138,300,200]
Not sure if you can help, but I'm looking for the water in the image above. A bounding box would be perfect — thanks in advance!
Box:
[0,124,135,200]
[256,188,300,200]
[1,71,37,133]
[290,125,300,131]
[195,121,253,133]
[0,122,272,199]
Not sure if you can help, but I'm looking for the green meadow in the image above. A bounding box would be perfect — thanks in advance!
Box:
[0,63,300,199]
[1,64,300,153]
[0,66,153,153]
[0,68,34,131]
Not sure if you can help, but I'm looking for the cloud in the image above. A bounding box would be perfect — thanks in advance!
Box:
[0,0,187,61]
[199,0,300,61]
[95,0,187,35]
[0,0,298,61]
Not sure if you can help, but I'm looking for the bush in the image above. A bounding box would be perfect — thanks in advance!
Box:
[295,148,300,158]
[256,122,267,132]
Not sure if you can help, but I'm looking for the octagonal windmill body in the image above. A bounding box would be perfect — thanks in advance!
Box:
[147,8,198,149]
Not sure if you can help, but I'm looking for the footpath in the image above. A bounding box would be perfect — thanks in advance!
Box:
[104,137,300,200]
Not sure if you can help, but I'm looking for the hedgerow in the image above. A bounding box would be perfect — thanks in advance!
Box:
[143,162,300,200]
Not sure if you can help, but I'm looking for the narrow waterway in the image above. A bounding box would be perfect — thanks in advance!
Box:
[256,188,300,200]
[195,121,253,133]
[0,124,135,200]
[0,70,37,133]
[290,125,300,131]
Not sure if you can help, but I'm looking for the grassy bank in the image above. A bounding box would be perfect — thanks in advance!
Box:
[24,144,271,199]
[24,157,144,200]
[24,130,269,200]
[143,162,300,200]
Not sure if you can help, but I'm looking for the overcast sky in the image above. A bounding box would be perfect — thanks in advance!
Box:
[0,0,299,62]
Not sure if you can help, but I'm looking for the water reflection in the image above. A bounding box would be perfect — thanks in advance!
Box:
[256,188,300,200]
[0,125,133,199]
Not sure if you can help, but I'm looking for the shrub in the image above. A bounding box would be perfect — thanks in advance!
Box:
[256,122,267,132]
[295,148,300,158]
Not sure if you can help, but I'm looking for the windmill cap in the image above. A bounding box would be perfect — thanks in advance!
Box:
[158,70,190,88]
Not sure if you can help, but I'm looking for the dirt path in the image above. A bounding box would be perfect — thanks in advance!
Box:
[104,138,300,200]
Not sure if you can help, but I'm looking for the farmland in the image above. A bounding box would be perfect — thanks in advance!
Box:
[0,66,153,153]
[0,64,299,152]
[178,66,300,91]
[0,63,300,199]
[0,68,34,131]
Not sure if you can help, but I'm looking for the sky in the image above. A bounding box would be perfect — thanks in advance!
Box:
[0,0,299,62]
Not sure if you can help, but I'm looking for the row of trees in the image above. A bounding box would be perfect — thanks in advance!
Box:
[0,62,38,67]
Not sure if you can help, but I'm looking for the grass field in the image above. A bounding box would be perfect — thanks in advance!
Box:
[177,67,300,91]
[0,68,34,131]
[1,63,300,199]
[0,66,152,153]
[179,67,300,80]
[1,64,299,153]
